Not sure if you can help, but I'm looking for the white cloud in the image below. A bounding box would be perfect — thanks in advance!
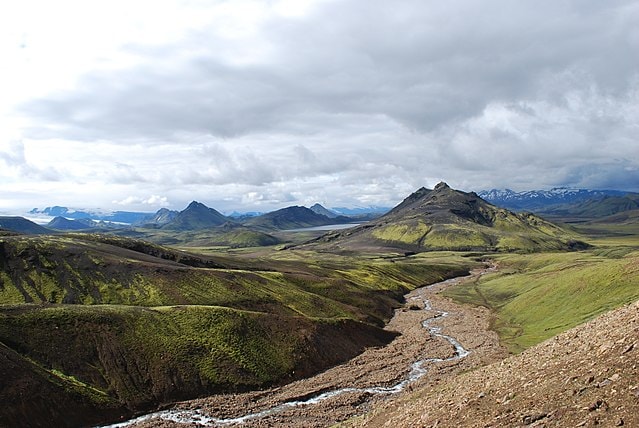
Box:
[112,195,169,208]
[0,140,26,166]
[0,0,638,212]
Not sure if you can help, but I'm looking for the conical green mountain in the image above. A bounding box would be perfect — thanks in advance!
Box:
[244,206,350,230]
[307,182,587,252]
[162,201,230,230]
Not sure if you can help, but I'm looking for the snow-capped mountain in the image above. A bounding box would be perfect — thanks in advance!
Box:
[478,187,633,211]
[29,206,155,225]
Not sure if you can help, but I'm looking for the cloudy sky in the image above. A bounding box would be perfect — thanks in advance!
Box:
[1,0,638,214]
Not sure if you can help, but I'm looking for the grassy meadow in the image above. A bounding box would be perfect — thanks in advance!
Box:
[443,223,639,353]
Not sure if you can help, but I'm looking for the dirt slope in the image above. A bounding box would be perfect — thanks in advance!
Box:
[353,300,639,428]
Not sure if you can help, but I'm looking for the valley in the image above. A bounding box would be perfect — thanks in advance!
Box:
[115,266,506,427]
[0,183,638,427]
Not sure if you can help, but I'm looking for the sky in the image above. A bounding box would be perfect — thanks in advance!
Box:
[1,0,638,214]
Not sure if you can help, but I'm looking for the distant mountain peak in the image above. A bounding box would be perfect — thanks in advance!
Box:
[137,207,178,226]
[434,181,450,191]
[309,203,338,219]
[0,216,52,235]
[245,205,351,230]
[185,201,207,210]
[162,201,229,230]
[47,216,89,231]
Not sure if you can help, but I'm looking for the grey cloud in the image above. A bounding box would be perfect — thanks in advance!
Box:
[562,161,639,191]
[22,1,638,141]
[162,142,277,186]
[0,141,64,182]
[108,163,148,185]
[11,0,639,208]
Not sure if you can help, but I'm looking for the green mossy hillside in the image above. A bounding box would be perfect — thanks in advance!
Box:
[0,235,469,324]
[307,183,587,253]
[114,226,282,249]
[0,305,322,404]
[443,250,639,353]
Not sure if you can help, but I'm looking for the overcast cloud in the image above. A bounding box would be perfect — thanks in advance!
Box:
[1,0,638,213]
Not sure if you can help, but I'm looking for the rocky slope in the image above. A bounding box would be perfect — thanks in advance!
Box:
[351,299,639,428]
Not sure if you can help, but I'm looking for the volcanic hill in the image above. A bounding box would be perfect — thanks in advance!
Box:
[305,182,587,253]
[162,201,229,230]
[243,205,351,230]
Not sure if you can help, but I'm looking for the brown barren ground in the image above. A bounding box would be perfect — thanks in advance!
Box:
[350,301,639,428]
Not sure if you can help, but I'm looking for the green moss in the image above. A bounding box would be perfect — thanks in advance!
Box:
[0,272,23,304]
[49,368,110,398]
[444,250,639,353]
[423,225,492,249]
[125,306,297,387]
[372,222,431,245]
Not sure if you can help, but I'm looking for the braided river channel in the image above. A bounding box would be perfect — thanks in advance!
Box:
[105,265,497,428]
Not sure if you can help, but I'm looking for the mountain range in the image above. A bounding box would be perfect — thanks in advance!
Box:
[539,194,639,219]
[29,206,152,224]
[27,186,639,229]
[2,186,621,250]
[478,187,637,212]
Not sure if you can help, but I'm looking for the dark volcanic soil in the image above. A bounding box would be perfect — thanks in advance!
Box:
[122,267,508,427]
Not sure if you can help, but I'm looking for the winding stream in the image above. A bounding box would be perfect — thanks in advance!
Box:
[105,269,488,428]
